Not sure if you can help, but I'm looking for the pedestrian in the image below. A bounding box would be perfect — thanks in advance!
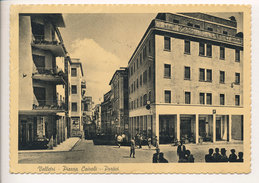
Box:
[177,140,186,160]
[220,148,228,162]
[237,152,244,162]
[130,137,136,158]
[213,148,222,162]
[154,136,159,149]
[229,149,237,162]
[117,134,123,148]
[139,134,143,149]
[148,137,152,149]
[185,150,194,163]
[205,148,214,162]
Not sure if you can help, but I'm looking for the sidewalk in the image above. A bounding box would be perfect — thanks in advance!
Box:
[18,137,81,153]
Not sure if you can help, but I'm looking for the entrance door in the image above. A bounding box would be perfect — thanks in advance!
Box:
[216,119,221,140]
[180,118,191,140]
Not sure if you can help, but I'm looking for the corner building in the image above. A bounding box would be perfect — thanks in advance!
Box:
[128,13,244,144]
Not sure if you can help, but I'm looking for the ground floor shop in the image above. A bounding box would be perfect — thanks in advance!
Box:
[128,106,244,145]
[19,111,67,150]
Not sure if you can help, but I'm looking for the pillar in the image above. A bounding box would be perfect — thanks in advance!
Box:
[229,115,232,142]
[195,114,199,144]
[213,114,216,142]
[176,114,180,141]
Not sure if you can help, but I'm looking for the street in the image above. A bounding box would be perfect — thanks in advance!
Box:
[18,139,243,164]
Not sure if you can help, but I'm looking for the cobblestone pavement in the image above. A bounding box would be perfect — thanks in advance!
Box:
[18,139,243,164]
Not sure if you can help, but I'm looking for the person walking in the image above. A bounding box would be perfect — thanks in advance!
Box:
[139,134,143,149]
[154,136,159,149]
[177,140,186,162]
[117,134,123,148]
[148,137,152,149]
[130,137,136,158]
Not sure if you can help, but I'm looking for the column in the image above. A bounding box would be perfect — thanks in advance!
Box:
[213,114,216,143]
[195,114,199,144]
[228,115,232,142]
[176,114,180,141]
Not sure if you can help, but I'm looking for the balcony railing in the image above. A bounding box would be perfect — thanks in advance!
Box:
[32,100,66,111]
[32,34,59,45]
[32,67,67,85]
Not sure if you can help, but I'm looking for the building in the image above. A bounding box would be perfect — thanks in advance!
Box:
[109,68,129,137]
[101,90,112,135]
[18,14,68,149]
[93,104,102,134]
[82,96,95,139]
[128,13,244,144]
[68,58,84,137]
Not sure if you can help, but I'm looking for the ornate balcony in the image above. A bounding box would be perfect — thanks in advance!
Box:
[32,67,67,85]
[32,99,66,112]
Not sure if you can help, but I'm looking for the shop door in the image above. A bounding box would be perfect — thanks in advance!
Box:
[180,118,191,139]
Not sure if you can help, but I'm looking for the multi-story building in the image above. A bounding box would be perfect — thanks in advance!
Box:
[19,14,68,149]
[109,68,129,137]
[93,104,102,134]
[68,58,84,137]
[101,90,112,135]
[128,13,244,144]
[82,96,95,138]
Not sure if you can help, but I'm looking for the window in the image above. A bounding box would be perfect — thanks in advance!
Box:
[71,68,77,77]
[207,27,213,31]
[137,98,139,108]
[140,74,142,86]
[140,96,143,107]
[185,92,191,104]
[136,79,139,89]
[187,22,193,27]
[143,46,147,59]
[220,94,225,105]
[173,19,179,23]
[164,64,171,78]
[206,93,212,105]
[131,101,133,110]
[71,85,77,94]
[199,42,205,56]
[235,95,240,106]
[134,100,136,109]
[148,40,152,53]
[137,59,139,69]
[143,70,147,84]
[194,24,200,29]
[164,90,171,103]
[164,37,171,51]
[184,66,191,80]
[200,93,205,104]
[235,49,240,62]
[220,71,225,83]
[133,81,136,92]
[184,40,190,54]
[72,102,77,112]
[131,84,133,93]
[130,66,133,76]
[148,91,151,102]
[206,69,212,82]
[220,46,225,60]
[206,44,212,57]
[133,62,135,73]
[143,94,147,105]
[199,68,205,81]
[149,66,152,80]
[140,53,142,65]
[235,73,240,84]
[223,31,228,35]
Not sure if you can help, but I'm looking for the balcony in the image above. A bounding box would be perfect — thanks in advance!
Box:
[32,99,66,112]
[32,67,67,85]
[153,19,243,47]
[31,34,66,57]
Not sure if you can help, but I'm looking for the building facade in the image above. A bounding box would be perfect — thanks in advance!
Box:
[93,104,102,134]
[101,90,112,135]
[109,68,129,137]
[19,14,68,149]
[68,58,84,137]
[128,13,244,144]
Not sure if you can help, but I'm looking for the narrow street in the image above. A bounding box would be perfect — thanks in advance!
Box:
[18,139,243,164]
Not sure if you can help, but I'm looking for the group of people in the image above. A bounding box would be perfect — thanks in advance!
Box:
[205,148,243,162]
[177,141,195,163]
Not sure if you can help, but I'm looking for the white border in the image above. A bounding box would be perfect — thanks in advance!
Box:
[1,0,259,182]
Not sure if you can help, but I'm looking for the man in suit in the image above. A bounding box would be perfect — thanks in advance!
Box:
[130,137,136,158]
[153,148,168,163]
[205,148,214,162]
[177,140,186,162]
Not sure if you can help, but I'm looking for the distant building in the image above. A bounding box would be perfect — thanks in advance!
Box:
[18,14,68,149]
[101,90,112,135]
[93,104,102,134]
[109,68,129,137]
[68,58,84,137]
[82,96,95,139]
[128,13,244,144]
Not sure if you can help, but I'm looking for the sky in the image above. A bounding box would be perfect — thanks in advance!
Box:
[59,12,243,105]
